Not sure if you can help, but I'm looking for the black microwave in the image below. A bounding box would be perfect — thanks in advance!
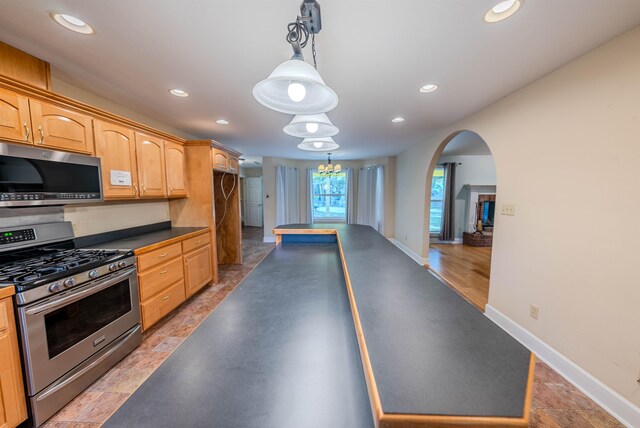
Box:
[0,142,103,207]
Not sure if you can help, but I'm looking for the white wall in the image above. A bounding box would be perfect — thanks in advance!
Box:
[437,155,496,239]
[395,26,640,408]
[262,156,396,240]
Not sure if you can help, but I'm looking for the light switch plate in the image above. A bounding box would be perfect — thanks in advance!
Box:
[529,304,539,320]
[501,204,515,216]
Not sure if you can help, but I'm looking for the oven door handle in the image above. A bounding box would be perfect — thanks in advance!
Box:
[25,267,137,315]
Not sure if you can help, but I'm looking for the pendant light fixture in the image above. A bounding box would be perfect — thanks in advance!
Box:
[252,1,338,115]
[297,136,339,152]
[317,153,342,176]
[284,113,339,138]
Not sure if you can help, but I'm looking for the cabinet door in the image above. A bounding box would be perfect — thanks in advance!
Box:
[211,149,228,172]
[135,132,166,198]
[184,245,212,297]
[94,121,139,199]
[164,141,188,197]
[0,88,32,144]
[227,156,239,174]
[29,100,94,154]
[0,299,28,428]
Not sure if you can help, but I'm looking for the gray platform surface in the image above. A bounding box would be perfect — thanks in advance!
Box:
[88,227,208,251]
[104,243,373,428]
[277,224,532,418]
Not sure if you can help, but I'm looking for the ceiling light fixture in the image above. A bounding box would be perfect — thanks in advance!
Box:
[419,84,438,93]
[169,89,189,97]
[216,119,230,125]
[51,13,94,34]
[284,113,339,138]
[392,117,405,123]
[253,1,338,115]
[484,0,522,23]
[297,136,339,152]
[317,153,342,176]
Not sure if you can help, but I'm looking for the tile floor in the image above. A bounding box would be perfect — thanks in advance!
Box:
[41,227,623,428]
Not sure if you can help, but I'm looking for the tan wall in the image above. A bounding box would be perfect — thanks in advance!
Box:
[263,156,396,240]
[395,26,640,406]
[64,201,170,237]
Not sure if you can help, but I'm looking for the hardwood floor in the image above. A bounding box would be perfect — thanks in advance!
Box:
[428,243,492,311]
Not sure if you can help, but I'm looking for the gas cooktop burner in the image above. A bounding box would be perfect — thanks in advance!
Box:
[0,248,130,290]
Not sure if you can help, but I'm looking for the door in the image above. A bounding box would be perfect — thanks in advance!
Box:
[164,141,188,197]
[184,245,213,297]
[135,132,166,198]
[94,120,139,199]
[244,177,263,227]
[29,100,94,154]
[0,87,32,144]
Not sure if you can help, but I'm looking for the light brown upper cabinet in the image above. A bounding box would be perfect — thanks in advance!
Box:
[212,148,239,173]
[135,132,166,198]
[29,100,94,154]
[164,141,188,198]
[94,120,139,199]
[0,87,32,144]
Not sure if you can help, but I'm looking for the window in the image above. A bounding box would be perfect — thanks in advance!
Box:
[429,166,445,233]
[312,171,347,222]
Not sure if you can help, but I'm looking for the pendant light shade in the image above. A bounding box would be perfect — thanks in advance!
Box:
[253,59,339,115]
[297,136,339,152]
[284,113,339,138]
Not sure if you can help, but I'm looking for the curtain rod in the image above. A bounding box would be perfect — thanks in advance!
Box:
[437,162,462,166]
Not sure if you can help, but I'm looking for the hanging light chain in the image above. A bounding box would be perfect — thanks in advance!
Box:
[312,33,317,69]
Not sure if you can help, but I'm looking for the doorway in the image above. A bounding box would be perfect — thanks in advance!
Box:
[243,177,263,227]
[425,131,496,311]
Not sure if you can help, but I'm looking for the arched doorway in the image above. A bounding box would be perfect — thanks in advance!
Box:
[424,130,496,311]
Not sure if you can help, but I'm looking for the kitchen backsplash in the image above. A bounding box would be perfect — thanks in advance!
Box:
[0,201,170,237]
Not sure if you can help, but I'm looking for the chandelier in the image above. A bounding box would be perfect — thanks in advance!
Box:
[318,153,342,176]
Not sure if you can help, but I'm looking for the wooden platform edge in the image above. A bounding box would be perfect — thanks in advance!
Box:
[273,227,535,428]
[132,228,210,255]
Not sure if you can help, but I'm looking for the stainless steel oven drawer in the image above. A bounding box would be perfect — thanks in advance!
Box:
[31,324,141,427]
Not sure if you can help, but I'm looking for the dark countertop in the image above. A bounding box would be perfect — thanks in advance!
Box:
[86,227,208,252]
[276,224,532,419]
[104,243,373,428]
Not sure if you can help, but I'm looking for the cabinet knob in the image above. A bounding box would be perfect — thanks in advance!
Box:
[37,126,44,145]
[23,122,30,142]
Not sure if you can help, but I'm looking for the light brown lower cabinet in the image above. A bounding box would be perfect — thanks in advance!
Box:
[137,230,213,331]
[0,296,28,428]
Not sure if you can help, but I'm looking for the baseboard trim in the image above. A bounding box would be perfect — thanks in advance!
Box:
[485,305,639,428]
[263,236,276,243]
[388,238,429,265]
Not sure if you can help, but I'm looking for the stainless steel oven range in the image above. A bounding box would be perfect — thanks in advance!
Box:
[0,222,141,427]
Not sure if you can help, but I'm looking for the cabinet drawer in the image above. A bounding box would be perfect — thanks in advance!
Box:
[0,298,8,332]
[138,257,184,301]
[182,232,210,254]
[137,242,182,271]
[140,280,186,331]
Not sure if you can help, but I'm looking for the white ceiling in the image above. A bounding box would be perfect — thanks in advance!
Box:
[0,1,639,160]
[441,131,491,156]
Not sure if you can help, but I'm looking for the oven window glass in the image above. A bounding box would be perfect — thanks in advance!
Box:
[45,279,132,359]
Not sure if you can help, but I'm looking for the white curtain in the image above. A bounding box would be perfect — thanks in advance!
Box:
[306,168,314,223]
[346,168,356,224]
[357,165,384,233]
[275,165,300,226]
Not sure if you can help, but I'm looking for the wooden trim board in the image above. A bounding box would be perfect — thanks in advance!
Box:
[0,286,15,299]
[274,227,534,428]
[133,229,210,256]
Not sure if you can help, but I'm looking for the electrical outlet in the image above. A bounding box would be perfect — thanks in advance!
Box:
[529,304,539,320]
[501,204,516,216]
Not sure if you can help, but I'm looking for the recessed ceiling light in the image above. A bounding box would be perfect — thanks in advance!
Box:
[392,117,405,123]
[169,89,189,97]
[51,13,94,34]
[216,119,230,125]
[419,84,438,93]
[484,0,522,23]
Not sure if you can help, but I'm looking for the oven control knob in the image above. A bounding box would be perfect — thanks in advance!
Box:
[63,278,75,287]
[49,283,62,293]
[109,263,118,271]
[88,270,99,279]
[117,260,127,268]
